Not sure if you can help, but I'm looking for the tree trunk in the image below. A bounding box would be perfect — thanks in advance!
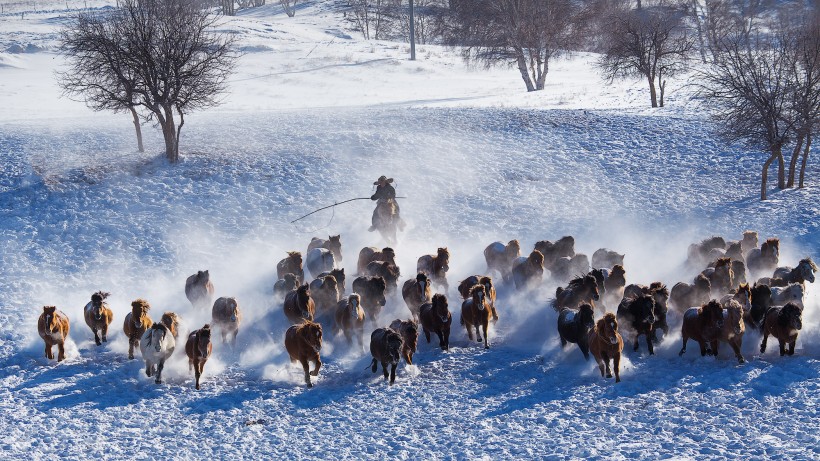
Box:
[535,57,548,91]
[516,52,536,92]
[129,106,144,153]
[161,106,178,163]
[799,133,810,188]
[776,145,785,189]
[648,75,658,108]
[787,133,804,188]
[691,0,708,63]
[761,148,779,200]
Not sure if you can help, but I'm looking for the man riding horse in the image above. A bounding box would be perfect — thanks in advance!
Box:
[369,175,406,233]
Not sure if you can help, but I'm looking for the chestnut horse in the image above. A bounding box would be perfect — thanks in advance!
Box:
[717,300,746,364]
[484,240,521,282]
[701,257,734,297]
[720,283,751,313]
[678,300,724,357]
[370,327,404,385]
[140,322,175,384]
[669,274,711,313]
[417,247,450,291]
[419,294,451,351]
[309,275,340,318]
[352,276,388,321]
[185,324,213,390]
[357,247,396,276]
[277,251,305,284]
[364,261,401,295]
[318,268,346,296]
[402,272,432,321]
[512,250,545,290]
[747,238,780,277]
[557,304,596,360]
[588,313,624,383]
[284,285,315,324]
[212,297,241,345]
[123,298,152,360]
[38,306,70,362]
[333,294,366,349]
[389,319,419,365]
[551,275,600,311]
[307,235,343,263]
[458,275,498,321]
[760,302,803,356]
[460,285,492,349]
[83,291,113,346]
[185,270,214,310]
[160,312,181,341]
[274,273,299,298]
[285,321,323,388]
[373,199,399,245]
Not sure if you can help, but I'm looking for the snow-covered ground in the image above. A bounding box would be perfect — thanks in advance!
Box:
[1,1,819,459]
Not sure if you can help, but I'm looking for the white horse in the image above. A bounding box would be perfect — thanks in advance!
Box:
[140,323,176,384]
[770,283,805,309]
[305,247,336,279]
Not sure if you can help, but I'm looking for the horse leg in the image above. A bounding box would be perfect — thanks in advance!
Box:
[389,363,397,385]
[595,356,605,377]
[760,332,769,354]
[155,359,165,384]
[482,320,489,349]
[560,335,568,349]
[646,332,655,355]
[102,323,109,343]
[492,305,499,322]
[788,340,796,356]
[424,328,431,344]
[93,327,101,346]
[778,339,786,356]
[44,342,52,360]
[145,360,153,377]
[381,361,389,381]
[310,356,322,377]
[601,351,612,378]
[613,352,621,383]
[300,358,312,388]
[579,342,590,361]
[57,341,65,361]
[128,338,135,360]
[475,324,482,343]
[444,327,450,351]
[189,358,194,374]
[231,329,238,347]
[710,340,719,357]
[698,341,708,357]
[194,362,201,390]
[731,340,745,364]
[678,334,688,356]
[465,321,474,341]
[633,334,640,352]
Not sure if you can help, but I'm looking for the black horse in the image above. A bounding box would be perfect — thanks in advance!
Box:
[556,304,596,360]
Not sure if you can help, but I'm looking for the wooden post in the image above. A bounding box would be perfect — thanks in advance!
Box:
[409,0,416,61]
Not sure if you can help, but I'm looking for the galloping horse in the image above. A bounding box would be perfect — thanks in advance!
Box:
[373,200,400,245]
[38,306,70,362]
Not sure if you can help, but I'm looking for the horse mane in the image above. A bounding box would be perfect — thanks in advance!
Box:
[737,283,750,295]
[762,238,779,252]
[694,274,711,290]
[200,324,211,335]
[508,240,520,250]
[322,275,338,289]
[800,257,818,271]
[437,247,449,258]
[597,313,617,331]
[431,293,447,307]
[287,251,301,260]
[479,276,493,286]
[43,305,56,314]
[610,265,626,277]
[91,291,110,303]
[348,293,361,304]
[470,284,486,297]
[329,235,340,242]
[151,322,170,333]
[649,282,668,297]
[416,272,429,283]
[131,298,150,312]
[566,275,586,291]
[382,247,395,258]
[529,250,544,266]
[778,303,801,327]
[701,300,722,318]
[714,257,731,268]
[297,284,310,297]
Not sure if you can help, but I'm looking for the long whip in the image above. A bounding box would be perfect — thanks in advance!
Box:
[290,196,407,224]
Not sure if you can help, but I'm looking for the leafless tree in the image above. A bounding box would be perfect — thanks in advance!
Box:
[221,0,235,15]
[347,0,389,40]
[598,2,694,107]
[57,0,237,163]
[280,0,298,17]
[448,0,580,92]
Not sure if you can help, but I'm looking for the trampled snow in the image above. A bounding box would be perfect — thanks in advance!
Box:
[0,1,818,459]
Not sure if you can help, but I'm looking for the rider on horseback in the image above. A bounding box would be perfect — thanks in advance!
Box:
[368,175,406,232]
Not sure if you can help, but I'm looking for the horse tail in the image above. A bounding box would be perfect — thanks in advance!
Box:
[459,313,464,326]
[370,358,378,373]
[549,297,560,312]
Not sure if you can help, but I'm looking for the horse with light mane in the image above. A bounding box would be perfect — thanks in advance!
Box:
[701,257,734,298]
[185,324,212,390]
[83,291,113,346]
[402,273,432,321]
[123,299,152,360]
[140,322,176,384]
[460,285,492,349]
[773,258,817,286]
[770,283,805,309]
[417,247,450,291]
[212,297,241,345]
[588,313,624,383]
[458,275,498,321]
[717,300,746,363]
[38,306,70,362]
[720,283,751,313]
[160,312,181,340]
[185,270,214,310]
[285,321,323,388]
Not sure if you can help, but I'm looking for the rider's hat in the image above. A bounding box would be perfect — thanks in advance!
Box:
[373,175,394,185]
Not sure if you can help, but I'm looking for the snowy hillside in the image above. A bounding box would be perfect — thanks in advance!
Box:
[1,1,819,459]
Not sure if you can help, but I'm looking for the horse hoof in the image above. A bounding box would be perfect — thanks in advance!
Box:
[196,384,201,390]
[155,379,162,384]
[484,345,489,350]
[307,382,313,388]
[738,357,746,364]
[95,340,102,346]
[606,373,613,379]
[615,378,621,383]
[310,371,319,376]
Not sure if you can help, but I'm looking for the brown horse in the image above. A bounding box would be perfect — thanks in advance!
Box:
[333,294,366,349]
[549,254,591,283]
[678,300,725,357]
[720,283,751,313]
[534,236,575,268]
[747,238,780,277]
[277,251,305,284]
[307,235,343,263]
[760,302,803,356]
[419,294,451,351]
[185,270,215,310]
[458,275,498,321]
[603,265,626,309]
[616,294,656,355]
[352,276,387,321]
[402,273,432,321]
[274,273,299,298]
[357,247,396,276]
[373,199,399,245]
[389,319,419,365]
[745,283,773,329]
[318,268,346,296]
[773,258,817,285]
[284,285,315,325]
[731,260,747,287]
[669,274,711,313]
[364,261,401,295]
[83,291,113,346]
[160,312,181,340]
[38,306,70,362]
[588,313,624,383]
[370,327,404,385]
[309,275,340,317]
[741,231,759,254]
[512,250,545,290]
[687,236,727,268]
[551,275,600,311]
[724,241,745,262]
[285,321,323,388]
[123,298,152,360]
[460,285,492,349]
[717,300,746,363]
[185,324,212,390]
[592,248,625,270]
[702,257,734,297]
[484,240,521,282]
[417,247,450,291]
[212,297,241,345]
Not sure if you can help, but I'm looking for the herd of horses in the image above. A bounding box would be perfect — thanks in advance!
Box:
[36,230,815,389]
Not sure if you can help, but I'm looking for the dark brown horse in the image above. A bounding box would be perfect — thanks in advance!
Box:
[38,306,70,362]
[83,291,113,346]
[460,285,492,349]
[370,327,404,385]
[731,260,747,286]
[458,275,498,321]
[284,284,315,325]
[484,240,521,282]
[352,276,388,321]
[402,272,432,321]
[185,324,213,390]
[603,265,626,309]
[373,199,399,245]
[389,319,419,365]
[185,270,215,310]
[534,236,575,268]
[557,304,596,360]
[717,300,746,363]
[364,260,401,295]
[592,248,625,270]
[588,313,624,383]
[616,294,656,355]
[745,283,772,328]
[123,298,152,360]
[417,247,450,291]
[512,250,545,290]
[419,294,451,351]
[307,235,343,263]
[212,297,241,345]
[623,282,669,341]
[309,275,340,317]
[678,300,724,357]
[747,238,780,277]
[551,275,600,311]
[318,268,346,296]
[549,254,590,283]
[285,321,323,388]
[702,257,734,297]
[357,247,396,276]
[333,294,366,349]
[277,251,305,284]
[669,274,711,313]
[274,273,299,298]
[760,302,803,356]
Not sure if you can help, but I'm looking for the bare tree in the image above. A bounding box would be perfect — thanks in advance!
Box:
[58,0,237,163]
[347,0,388,40]
[280,0,298,17]
[221,0,235,15]
[598,2,693,107]
[448,0,580,92]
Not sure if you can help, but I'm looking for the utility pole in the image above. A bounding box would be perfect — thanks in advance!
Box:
[409,0,416,60]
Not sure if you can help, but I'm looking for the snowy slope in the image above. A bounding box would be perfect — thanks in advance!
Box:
[1,1,819,459]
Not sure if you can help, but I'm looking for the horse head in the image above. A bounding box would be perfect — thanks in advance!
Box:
[287,251,302,266]
[131,299,150,326]
[584,275,600,302]
[694,274,711,298]
[90,291,110,321]
[724,301,744,336]
[42,306,59,335]
[799,258,817,283]
[432,294,449,323]
[302,321,323,352]
[735,283,752,311]
[742,231,759,251]
[327,235,343,262]
[471,284,487,311]
[779,303,803,331]
[529,250,545,269]
[650,283,669,307]
[506,240,521,258]
[415,272,430,297]
[347,294,362,318]
[436,248,450,273]
[597,313,619,346]
[635,295,656,325]
[704,300,724,329]
[578,303,595,331]
[763,238,780,260]
[386,329,403,364]
[197,325,212,357]
[148,323,169,353]
[283,273,298,290]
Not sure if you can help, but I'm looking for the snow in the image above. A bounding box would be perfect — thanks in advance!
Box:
[0,1,819,459]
